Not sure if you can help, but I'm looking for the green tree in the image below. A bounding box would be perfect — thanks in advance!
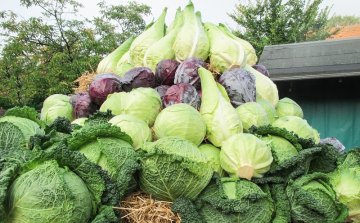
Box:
[228,0,339,60]
[327,15,360,27]
[0,0,151,107]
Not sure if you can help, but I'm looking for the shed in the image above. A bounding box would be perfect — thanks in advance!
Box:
[259,37,360,150]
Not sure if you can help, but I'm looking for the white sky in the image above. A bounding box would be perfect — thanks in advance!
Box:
[3,0,360,30]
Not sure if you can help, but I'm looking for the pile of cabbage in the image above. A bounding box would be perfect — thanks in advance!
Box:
[1,2,360,223]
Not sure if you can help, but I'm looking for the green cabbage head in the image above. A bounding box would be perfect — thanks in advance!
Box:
[204,22,247,73]
[100,92,128,115]
[272,115,320,144]
[198,67,243,147]
[276,97,304,118]
[154,103,206,146]
[220,133,273,180]
[172,2,209,62]
[139,137,213,201]
[257,98,278,123]
[114,63,134,77]
[236,102,270,132]
[243,64,279,107]
[109,114,152,150]
[129,8,167,66]
[218,23,258,66]
[42,101,75,125]
[198,144,225,177]
[261,135,298,168]
[120,88,162,127]
[5,160,93,223]
[286,172,349,223]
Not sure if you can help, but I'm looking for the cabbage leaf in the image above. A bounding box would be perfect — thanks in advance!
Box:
[172,2,209,62]
[129,8,167,66]
[198,67,242,147]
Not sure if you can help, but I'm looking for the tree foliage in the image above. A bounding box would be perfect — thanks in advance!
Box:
[327,15,360,27]
[0,0,151,107]
[228,0,339,60]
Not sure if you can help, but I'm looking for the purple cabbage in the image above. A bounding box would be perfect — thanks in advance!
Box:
[155,59,180,85]
[163,83,201,110]
[74,94,97,118]
[92,72,122,84]
[320,137,346,154]
[155,85,170,102]
[69,92,89,108]
[174,57,207,90]
[89,78,122,105]
[121,67,157,92]
[252,64,270,78]
[218,68,256,107]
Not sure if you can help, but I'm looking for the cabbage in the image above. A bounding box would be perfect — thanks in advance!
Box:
[68,123,139,198]
[0,116,44,144]
[257,98,278,123]
[253,64,270,77]
[89,76,122,105]
[182,176,274,223]
[220,133,273,180]
[120,87,162,127]
[109,114,152,150]
[162,83,201,110]
[320,137,346,154]
[121,67,156,92]
[218,23,258,66]
[272,115,320,144]
[129,8,167,66]
[276,97,304,118]
[99,92,128,115]
[5,161,93,223]
[96,36,135,74]
[42,101,75,125]
[286,172,348,222]
[198,144,225,177]
[218,68,256,107]
[139,137,213,201]
[117,51,131,67]
[40,94,71,119]
[172,2,209,62]
[174,57,207,90]
[236,102,270,132]
[154,103,206,146]
[155,59,180,85]
[198,67,242,147]
[143,26,182,72]
[204,22,247,73]
[261,135,298,167]
[74,94,97,118]
[243,64,279,107]
[71,117,87,126]
[166,7,183,35]
[114,63,133,77]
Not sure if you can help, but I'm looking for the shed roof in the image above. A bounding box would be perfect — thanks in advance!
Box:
[258,37,360,81]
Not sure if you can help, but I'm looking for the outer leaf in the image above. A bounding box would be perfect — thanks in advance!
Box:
[116,51,131,67]
[4,106,45,128]
[172,2,209,62]
[198,67,242,147]
[129,8,167,66]
[143,27,181,72]
[97,36,135,74]
[166,7,184,35]
[139,137,213,201]
[204,22,246,73]
[218,23,258,66]
[286,172,349,223]
[243,64,279,107]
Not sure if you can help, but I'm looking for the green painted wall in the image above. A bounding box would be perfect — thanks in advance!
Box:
[275,76,360,151]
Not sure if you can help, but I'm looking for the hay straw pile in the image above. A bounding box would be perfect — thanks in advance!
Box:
[117,191,181,223]
[72,71,98,93]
